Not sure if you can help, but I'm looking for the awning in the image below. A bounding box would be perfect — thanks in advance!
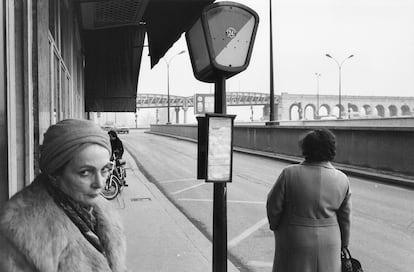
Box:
[81,0,215,112]
[144,0,214,67]
[84,26,146,112]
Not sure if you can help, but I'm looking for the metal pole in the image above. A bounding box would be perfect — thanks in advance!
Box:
[164,50,185,124]
[326,54,353,120]
[213,76,227,272]
[315,73,321,118]
[338,66,342,119]
[167,63,171,124]
[269,0,275,121]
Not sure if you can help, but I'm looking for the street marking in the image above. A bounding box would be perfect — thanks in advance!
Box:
[178,198,265,205]
[228,218,268,248]
[247,261,273,268]
[178,198,212,202]
[171,183,205,195]
[159,178,199,184]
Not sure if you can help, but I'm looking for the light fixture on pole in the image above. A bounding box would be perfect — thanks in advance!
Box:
[186,3,259,271]
[325,54,354,119]
[164,50,186,124]
[315,73,321,119]
[269,0,275,122]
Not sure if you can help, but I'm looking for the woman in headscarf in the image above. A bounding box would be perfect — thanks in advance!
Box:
[266,128,352,272]
[0,119,127,272]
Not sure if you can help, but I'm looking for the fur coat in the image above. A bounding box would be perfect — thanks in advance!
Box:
[0,177,127,272]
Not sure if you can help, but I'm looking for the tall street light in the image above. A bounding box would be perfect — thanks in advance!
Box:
[269,0,275,122]
[325,54,354,119]
[164,50,186,124]
[315,73,321,119]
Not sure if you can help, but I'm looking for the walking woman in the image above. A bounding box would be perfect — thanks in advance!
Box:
[0,119,127,272]
[266,128,352,272]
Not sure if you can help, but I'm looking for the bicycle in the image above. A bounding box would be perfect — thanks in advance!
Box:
[101,156,127,200]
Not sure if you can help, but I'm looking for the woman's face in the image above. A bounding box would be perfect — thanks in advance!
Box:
[56,144,111,205]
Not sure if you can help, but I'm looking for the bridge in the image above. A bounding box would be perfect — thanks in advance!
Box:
[280,92,414,120]
[136,92,275,108]
[136,92,414,121]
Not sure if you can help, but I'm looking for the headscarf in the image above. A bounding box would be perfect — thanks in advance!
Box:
[39,119,111,175]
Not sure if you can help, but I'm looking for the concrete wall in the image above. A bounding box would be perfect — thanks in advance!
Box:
[279,117,414,127]
[150,124,414,177]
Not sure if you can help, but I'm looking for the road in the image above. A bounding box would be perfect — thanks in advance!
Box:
[121,130,414,272]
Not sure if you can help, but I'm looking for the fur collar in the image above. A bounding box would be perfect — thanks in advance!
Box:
[0,177,127,272]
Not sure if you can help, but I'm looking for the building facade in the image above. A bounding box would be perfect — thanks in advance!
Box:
[1,0,87,204]
[0,0,213,204]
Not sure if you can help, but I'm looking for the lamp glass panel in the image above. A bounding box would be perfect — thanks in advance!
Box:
[206,6,256,67]
[187,19,210,73]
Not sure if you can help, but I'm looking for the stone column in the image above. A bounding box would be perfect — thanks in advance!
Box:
[262,104,270,121]
[183,106,188,124]
[175,107,180,124]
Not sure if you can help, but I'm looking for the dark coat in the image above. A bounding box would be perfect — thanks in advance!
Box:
[267,161,351,272]
[110,137,124,159]
[0,177,127,272]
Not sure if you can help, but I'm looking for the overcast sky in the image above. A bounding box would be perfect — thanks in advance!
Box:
[137,0,414,99]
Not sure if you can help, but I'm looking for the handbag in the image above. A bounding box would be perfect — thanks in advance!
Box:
[341,247,363,272]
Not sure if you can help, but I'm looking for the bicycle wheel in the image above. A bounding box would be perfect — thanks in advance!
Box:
[101,175,120,200]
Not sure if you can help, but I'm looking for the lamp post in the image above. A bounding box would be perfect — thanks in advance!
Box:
[315,73,321,119]
[186,3,259,271]
[164,50,186,124]
[325,54,354,119]
[269,0,275,121]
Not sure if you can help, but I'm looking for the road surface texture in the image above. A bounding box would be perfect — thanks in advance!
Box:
[121,130,414,272]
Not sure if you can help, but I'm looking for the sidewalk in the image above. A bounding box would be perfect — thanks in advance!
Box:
[112,151,240,272]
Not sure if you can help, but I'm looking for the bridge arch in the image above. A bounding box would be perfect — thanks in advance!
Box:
[348,103,358,112]
[289,103,302,120]
[318,104,330,117]
[401,105,411,116]
[388,105,398,117]
[347,103,359,118]
[333,104,346,118]
[304,104,316,120]
[363,104,373,116]
[375,105,385,117]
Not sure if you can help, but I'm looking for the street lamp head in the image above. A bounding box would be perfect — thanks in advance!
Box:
[348,54,354,58]
[325,54,332,58]
[186,2,259,83]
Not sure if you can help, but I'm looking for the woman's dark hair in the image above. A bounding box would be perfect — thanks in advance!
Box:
[108,130,117,137]
[299,129,336,162]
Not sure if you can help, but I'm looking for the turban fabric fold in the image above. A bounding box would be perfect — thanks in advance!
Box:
[40,119,111,175]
